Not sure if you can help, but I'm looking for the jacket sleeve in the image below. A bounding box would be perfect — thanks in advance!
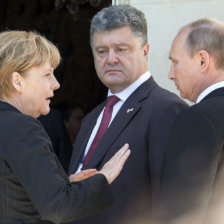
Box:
[157,108,220,224]
[5,115,113,223]
[148,98,188,195]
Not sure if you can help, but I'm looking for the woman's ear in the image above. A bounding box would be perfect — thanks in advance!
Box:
[12,72,23,93]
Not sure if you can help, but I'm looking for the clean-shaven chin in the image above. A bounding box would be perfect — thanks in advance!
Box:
[42,102,51,114]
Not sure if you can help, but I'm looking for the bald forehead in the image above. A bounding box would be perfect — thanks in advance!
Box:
[175,28,190,44]
[170,29,189,53]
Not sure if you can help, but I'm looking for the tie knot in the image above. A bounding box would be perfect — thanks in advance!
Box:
[106,95,120,107]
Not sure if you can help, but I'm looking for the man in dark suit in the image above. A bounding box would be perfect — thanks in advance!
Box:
[156,18,224,224]
[69,5,188,224]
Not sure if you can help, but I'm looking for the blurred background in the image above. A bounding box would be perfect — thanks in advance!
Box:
[0,0,112,113]
[1,0,223,110]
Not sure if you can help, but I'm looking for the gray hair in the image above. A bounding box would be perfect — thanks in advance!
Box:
[90,5,148,48]
[181,18,224,69]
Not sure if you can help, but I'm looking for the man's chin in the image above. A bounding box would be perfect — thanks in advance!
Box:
[104,80,121,88]
[180,92,190,101]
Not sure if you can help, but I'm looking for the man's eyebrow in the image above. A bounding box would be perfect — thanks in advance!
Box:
[95,46,107,49]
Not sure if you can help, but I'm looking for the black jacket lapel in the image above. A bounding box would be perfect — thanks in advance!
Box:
[69,103,105,173]
[85,77,158,169]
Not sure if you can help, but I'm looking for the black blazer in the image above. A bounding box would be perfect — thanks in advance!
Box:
[157,88,224,224]
[69,77,188,224]
[0,101,113,224]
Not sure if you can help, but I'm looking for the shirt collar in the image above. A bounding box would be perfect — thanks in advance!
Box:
[196,81,224,103]
[108,71,151,101]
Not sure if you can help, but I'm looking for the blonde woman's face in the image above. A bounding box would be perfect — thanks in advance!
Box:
[20,61,60,118]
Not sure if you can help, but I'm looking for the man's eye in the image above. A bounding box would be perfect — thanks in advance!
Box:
[97,49,107,55]
[118,48,127,52]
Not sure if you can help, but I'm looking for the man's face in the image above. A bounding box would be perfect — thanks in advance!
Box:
[92,26,149,93]
[168,33,202,102]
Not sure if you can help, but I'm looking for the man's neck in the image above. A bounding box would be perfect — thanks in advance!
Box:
[108,71,151,102]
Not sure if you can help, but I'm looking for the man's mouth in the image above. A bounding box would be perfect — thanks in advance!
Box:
[105,69,121,73]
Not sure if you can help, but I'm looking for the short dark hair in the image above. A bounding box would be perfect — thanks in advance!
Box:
[90,5,148,48]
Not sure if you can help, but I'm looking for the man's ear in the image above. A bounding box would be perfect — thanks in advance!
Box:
[198,50,210,72]
[143,43,150,57]
[12,72,23,93]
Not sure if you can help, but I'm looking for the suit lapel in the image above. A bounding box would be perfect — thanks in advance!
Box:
[86,101,141,169]
[85,77,158,169]
[69,103,105,173]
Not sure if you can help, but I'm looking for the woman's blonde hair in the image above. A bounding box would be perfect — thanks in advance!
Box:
[0,30,61,97]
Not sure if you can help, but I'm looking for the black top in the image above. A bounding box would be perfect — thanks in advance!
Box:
[0,101,113,224]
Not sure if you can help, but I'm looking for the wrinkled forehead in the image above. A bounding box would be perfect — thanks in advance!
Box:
[93,26,132,38]
[92,26,140,47]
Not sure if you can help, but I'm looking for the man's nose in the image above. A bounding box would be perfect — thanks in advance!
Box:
[168,65,175,80]
[107,49,118,64]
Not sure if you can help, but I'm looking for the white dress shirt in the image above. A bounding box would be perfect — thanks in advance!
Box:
[196,81,224,103]
[76,71,151,172]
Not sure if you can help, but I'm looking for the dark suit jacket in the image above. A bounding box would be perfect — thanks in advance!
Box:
[0,101,113,224]
[157,87,224,224]
[69,77,188,224]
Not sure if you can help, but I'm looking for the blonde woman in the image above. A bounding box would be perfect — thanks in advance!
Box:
[0,30,130,224]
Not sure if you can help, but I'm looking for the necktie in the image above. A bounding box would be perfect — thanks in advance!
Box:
[82,95,120,169]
